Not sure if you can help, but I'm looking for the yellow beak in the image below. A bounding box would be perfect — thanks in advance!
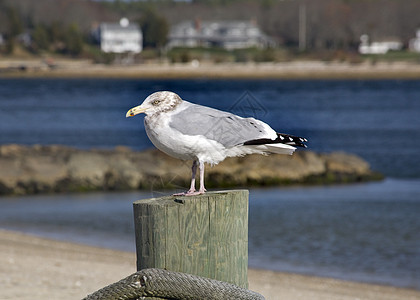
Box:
[126,105,147,118]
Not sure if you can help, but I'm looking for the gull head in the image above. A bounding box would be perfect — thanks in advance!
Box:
[126,91,182,117]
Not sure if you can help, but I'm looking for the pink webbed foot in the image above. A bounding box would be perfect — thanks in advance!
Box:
[172,160,207,196]
[172,188,206,197]
[185,188,206,196]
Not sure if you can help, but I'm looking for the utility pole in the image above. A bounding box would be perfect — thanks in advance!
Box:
[299,3,307,52]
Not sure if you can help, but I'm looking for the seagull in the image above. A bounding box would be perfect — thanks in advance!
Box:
[126,91,307,196]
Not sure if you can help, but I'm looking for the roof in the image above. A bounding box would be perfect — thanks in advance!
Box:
[100,23,141,33]
[168,20,274,49]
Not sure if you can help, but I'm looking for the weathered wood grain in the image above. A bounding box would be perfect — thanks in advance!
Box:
[133,190,249,288]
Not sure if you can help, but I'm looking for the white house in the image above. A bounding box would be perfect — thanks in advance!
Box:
[96,18,142,54]
[168,20,275,50]
[409,29,420,53]
[358,34,402,55]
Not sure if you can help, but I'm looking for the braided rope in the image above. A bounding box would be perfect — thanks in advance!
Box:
[83,268,265,300]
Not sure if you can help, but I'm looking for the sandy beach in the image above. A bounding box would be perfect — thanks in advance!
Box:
[1,229,419,300]
[1,59,420,79]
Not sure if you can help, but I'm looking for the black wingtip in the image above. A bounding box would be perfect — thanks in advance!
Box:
[243,133,308,148]
[278,133,308,148]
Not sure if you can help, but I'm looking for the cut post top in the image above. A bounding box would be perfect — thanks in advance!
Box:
[133,189,249,288]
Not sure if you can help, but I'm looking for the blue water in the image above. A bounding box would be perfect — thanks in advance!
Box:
[1,78,420,177]
[0,179,419,289]
[1,79,420,289]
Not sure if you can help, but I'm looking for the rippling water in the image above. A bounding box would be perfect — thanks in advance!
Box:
[1,78,420,177]
[1,78,420,289]
[0,179,419,289]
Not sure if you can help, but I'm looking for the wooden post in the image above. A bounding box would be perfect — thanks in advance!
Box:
[133,190,249,288]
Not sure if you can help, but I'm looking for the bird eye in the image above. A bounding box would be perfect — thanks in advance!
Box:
[152,100,161,106]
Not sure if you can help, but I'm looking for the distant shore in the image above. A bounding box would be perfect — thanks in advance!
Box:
[0,144,382,195]
[1,229,419,300]
[1,58,420,79]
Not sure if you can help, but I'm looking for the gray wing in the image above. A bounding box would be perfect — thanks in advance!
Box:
[169,102,274,148]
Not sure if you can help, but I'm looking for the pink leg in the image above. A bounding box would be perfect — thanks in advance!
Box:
[197,161,207,194]
[173,160,197,196]
[188,160,198,193]
[173,160,206,196]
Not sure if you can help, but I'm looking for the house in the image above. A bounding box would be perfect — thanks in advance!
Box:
[409,29,420,53]
[95,18,142,54]
[358,34,402,55]
[167,20,275,50]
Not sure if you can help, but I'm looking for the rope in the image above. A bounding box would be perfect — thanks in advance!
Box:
[83,268,265,300]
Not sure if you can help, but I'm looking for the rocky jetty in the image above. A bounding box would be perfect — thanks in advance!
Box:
[0,144,382,195]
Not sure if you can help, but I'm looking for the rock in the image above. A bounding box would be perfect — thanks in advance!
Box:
[321,152,370,174]
[67,152,109,187]
[0,144,382,195]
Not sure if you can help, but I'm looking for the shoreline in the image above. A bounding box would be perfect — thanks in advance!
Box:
[1,229,419,300]
[1,59,420,79]
[0,144,381,196]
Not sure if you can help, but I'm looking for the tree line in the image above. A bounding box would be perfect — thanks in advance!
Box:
[0,0,169,58]
[0,1,85,55]
[1,0,420,59]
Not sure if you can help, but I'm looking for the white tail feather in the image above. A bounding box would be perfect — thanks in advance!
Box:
[248,143,296,155]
